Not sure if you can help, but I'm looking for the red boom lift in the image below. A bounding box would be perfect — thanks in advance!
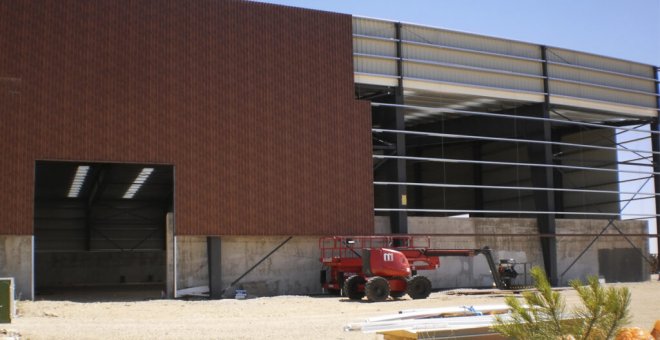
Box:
[319,235,518,302]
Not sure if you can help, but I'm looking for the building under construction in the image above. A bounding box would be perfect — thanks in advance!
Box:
[0,1,658,300]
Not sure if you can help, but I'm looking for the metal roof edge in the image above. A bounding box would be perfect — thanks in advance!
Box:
[352,15,658,69]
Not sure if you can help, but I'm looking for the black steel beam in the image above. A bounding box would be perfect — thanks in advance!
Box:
[388,22,407,234]
[534,46,558,285]
[356,84,393,101]
[653,66,660,258]
[552,133,565,219]
[87,166,109,207]
[207,237,222,299]
[86,165,107,251]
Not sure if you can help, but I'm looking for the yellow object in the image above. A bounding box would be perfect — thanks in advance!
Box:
[616,327,653,340]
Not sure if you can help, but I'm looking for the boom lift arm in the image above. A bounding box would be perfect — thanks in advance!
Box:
[320,236,519,301]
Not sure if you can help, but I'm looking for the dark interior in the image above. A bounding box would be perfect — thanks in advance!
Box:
[34,161,173,300]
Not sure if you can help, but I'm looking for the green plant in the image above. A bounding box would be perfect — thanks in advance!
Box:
[493,266,631,340]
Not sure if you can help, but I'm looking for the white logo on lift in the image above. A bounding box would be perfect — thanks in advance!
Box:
[383,252,394,262]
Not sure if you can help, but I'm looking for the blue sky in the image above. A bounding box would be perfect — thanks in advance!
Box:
[256,0,660,67]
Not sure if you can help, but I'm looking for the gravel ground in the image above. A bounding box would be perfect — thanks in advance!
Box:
[3,279,659,339]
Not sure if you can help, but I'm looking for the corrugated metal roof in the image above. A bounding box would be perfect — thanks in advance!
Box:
[353,17,659,119]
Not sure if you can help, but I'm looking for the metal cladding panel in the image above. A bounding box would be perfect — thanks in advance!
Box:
[0,0,374,236]
[545,48,658,112]
[549,80,657,108]
[354,55,398,76]
[402,25,542,59]
[546,47,654,78]
[548,64,656,93]
[403,44,543,76]
[353,17,395,39]
[404,62,544,93]
[354,37,397,57]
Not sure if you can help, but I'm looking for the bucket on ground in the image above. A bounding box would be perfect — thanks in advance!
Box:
[235,289,247,300]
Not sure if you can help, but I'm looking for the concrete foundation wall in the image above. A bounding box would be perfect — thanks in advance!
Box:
[376,216,542,288]
[175,236,321,297]
[175,236,208,291]
[377,216,649,287]
[172,216,649,296]
[0,236,33,300]
[556,219,649,284]
[221,236,321,296]
[35,251,165,287]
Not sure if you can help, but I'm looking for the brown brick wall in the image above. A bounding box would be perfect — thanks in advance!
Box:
[0,0,373,235]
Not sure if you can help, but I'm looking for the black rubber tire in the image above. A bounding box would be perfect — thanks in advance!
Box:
[344,275,366,300]
[407,275,432,299]
[365,276,390,302]
[389,277,407,299]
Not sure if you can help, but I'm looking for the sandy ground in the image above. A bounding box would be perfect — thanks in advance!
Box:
[3,279,660,340]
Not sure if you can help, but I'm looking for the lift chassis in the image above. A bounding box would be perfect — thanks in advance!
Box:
[319,235,517,302]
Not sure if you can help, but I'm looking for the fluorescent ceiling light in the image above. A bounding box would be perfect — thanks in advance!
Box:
[67,165,90,198]
[123,168,154,199]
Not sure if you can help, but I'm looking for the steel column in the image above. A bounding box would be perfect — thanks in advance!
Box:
[534,46,558,285]
[653,66,660,258]
[389,22,407,234]
[86,166,107,251]
[647,118,659,261]
[207,237,222,299]
[552,134,564,219]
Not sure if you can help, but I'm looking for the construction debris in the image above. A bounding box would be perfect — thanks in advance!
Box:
[445,286,572,296]
[444,288,528,296]
[345,304,513,339]
[0,329,20,340]
[175,286,209,298]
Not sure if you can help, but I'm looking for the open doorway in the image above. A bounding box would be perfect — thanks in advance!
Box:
[34,161,174,301]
